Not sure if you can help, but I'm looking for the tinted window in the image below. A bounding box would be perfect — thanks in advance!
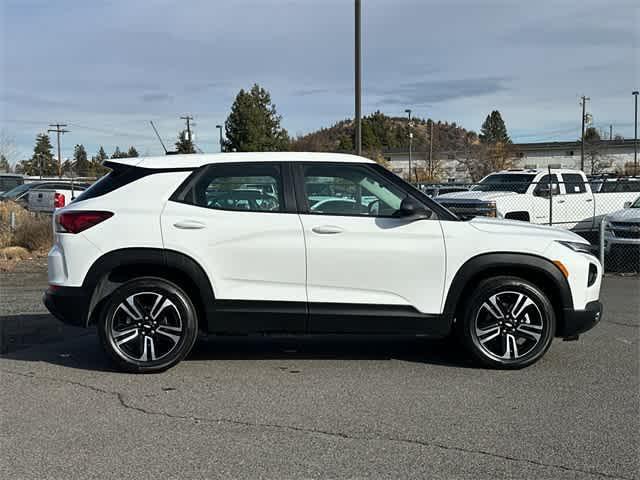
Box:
[74,165,151,203]
[533,175,560,196]
[618,181,640,193]
[562,174,586,194]
[179,163,283,212]
[472,174,535,194]
[303,164,408,217]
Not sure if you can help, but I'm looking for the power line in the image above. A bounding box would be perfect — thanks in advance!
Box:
[47,123,69,177]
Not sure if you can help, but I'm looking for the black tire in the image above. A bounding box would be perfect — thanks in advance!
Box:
[459,276,555,369]
[97,277,198,373]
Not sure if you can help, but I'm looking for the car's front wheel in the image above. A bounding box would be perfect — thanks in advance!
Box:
[459,276,555,369]
[97,277,198,373]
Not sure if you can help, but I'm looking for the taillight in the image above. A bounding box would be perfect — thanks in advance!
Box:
[54,192,66,208]
[56,211,113,234]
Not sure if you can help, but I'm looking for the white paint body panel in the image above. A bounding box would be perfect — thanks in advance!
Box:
[298,215,446,313]
[161,201,307,302]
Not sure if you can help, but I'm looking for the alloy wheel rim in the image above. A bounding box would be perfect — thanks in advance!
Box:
[473,290,545,361]
[110,292,183,362]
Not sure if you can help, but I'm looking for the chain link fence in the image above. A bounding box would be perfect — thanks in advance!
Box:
[422,176,640,275]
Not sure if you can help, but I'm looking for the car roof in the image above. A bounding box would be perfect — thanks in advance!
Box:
[107,152,375,170]
[494,168,584,175]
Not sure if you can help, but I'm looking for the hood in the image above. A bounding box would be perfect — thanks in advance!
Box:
[606,207,640,223]
[437,190,518,202]
[468,217,587,242]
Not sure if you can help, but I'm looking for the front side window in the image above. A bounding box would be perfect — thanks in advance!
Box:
[179,163,283,212]
[533,174,560,196]
[302,164,407,217]
[562,173,586,194]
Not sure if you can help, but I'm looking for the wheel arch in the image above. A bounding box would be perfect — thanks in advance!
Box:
[84,248,214,331]
[443,252,573,337]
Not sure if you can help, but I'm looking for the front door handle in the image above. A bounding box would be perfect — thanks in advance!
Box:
[174,220,206,230]
[312,225,344,235]
[585,198,593,202]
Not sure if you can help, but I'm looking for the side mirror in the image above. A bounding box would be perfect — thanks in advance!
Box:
[398,196,429,220]
[624,201,632,209]
[535,186,550,197]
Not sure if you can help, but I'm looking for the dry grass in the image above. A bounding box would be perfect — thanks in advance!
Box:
[0,246,30,260]
[0,201,53,252]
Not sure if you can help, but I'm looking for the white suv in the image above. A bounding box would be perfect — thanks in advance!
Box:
[44,153,603,372]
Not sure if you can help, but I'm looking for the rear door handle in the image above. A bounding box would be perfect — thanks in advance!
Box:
[557,199,566,204]
[312,225,344,235]
[174,220,206,230]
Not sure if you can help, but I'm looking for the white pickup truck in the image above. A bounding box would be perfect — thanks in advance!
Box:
[437,169,640,235]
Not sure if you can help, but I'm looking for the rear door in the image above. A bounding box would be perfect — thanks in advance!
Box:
[161,162,307,332]
[294,162,446,333]
[559,173,594,231]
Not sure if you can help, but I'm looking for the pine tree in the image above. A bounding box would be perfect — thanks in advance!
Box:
[21,133,56,176]
[72,144,91,176]
[0,154,10,173]
[175,130,195,154]
[111,146,122,159]
[479,110,511,144]
[127,146,139,157]
[91,146,110,177]
[224,84,289,152]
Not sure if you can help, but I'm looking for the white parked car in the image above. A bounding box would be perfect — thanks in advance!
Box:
[437,168,640,234]
[44,153,602,372]
[604,196,640,254]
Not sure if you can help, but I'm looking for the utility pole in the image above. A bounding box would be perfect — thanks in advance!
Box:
[47,123,69,178]
[609,124,613,141]
[428,120,434,180]
[633,91,638,176]
[354,0,362,156]
[580,96,589,172]
[180,115,194,141]
[216,125,224,152]
[405,109,413,183]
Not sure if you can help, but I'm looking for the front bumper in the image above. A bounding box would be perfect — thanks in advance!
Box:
[559,300,603,338]
[43,286,90,327]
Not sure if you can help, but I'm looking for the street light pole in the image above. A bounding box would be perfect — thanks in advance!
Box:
[354,0,362,156]
[216,125,224,153]
[405,109,412,183]
[633,91,638,176]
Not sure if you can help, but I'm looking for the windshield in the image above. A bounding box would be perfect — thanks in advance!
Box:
[0,182,34,199]
[472,174,535,194]
[631,197,640,208]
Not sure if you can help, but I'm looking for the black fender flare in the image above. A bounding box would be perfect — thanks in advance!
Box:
[443,252,573,330]
[83,248,215,327]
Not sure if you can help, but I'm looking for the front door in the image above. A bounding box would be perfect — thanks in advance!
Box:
[294,162,446,333]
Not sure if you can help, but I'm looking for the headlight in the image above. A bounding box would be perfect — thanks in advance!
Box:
[556,240,595,256]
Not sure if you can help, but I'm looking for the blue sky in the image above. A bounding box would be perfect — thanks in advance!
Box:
[1,0,638,161]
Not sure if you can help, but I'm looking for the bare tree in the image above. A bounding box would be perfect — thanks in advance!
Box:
[0,129,18,172]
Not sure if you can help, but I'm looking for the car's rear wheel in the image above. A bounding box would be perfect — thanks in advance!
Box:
[97,277,198,373]
[459,276,555,369]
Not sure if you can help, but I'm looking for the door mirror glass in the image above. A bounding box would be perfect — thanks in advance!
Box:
[624,201,632,209]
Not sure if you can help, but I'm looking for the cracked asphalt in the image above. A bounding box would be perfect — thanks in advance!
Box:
[1,268,638,479]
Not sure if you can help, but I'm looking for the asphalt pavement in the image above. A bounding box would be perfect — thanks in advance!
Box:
[0,267,638,480]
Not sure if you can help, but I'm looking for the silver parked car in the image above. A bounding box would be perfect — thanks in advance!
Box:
[604,196,640,254]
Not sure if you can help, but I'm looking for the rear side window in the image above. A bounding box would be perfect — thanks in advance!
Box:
[174,163,284,213]
[73,164,150,203]
[562,174,586,194]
